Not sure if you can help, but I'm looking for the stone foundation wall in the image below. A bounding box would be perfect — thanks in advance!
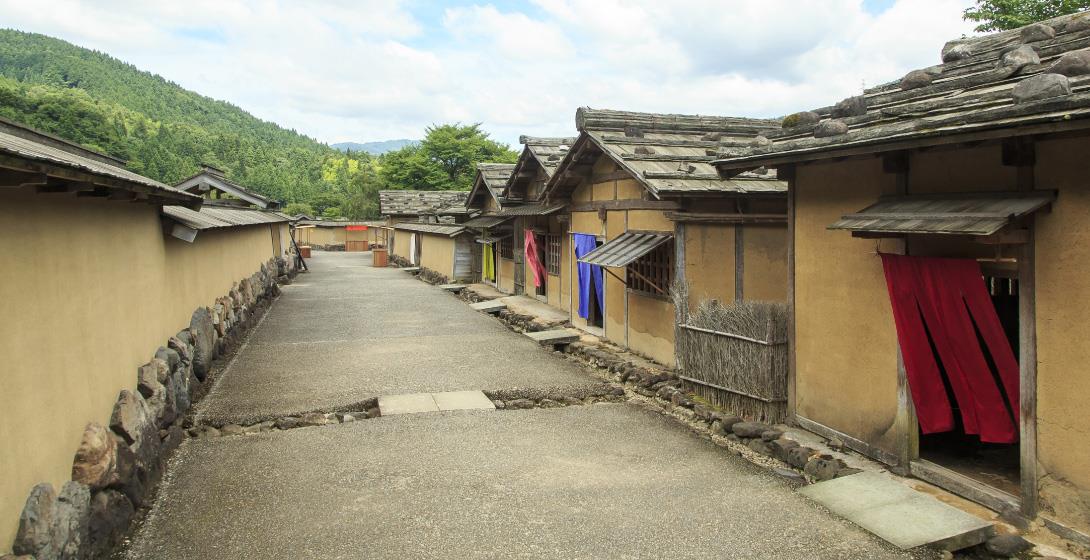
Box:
[6,257,293,560]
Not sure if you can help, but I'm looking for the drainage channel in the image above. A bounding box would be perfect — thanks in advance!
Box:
[186,384,627,439]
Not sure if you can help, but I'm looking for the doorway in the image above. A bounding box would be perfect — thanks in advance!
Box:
[916,267,1021,496]
[887,248,1025,504]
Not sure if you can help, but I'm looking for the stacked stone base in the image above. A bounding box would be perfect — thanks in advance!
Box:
[559,341,857,483]
[7,258,293,560]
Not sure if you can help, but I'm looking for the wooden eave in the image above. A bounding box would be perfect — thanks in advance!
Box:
[0,153,201,209]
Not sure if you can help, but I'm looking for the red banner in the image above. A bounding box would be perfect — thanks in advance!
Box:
[345,225,368,231]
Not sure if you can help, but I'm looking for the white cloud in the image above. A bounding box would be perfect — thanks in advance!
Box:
[0,0,977,146]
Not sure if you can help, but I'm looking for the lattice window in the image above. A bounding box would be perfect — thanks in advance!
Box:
[498,235,514,259]
[627,241,673,296]
[546,234,561,275]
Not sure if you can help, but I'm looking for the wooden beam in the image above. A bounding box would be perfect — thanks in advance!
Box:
[786,167,797,423]
[735,223,744,302]
[0,168,48,187]
[975,229,1030,244]
[713,119,1090,172]
[665,212,787,224]
[1019,222,1038,518]
[568,199,680,212]
[37,180,95,194]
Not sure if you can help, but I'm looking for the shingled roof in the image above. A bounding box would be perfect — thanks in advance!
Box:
[505,135,576,202]
[379,190,471,216]
[544,108,787,200]
[175,165,278,210]
[466,163,516,209]
[0,118,200,208]
[714,11,1090,171]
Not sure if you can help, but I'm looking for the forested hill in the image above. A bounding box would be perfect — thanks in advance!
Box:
[0,29,362,207]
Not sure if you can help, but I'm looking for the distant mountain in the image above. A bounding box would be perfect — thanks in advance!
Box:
[332,139,416,155]
[0,29,363,207]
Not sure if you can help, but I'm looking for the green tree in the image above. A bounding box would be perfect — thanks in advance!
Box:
[321,206,342,219]
[283,202,315,217]
[378,123,517,191]
[964,0,1090,31]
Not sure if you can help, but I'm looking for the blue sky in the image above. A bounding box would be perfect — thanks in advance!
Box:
[0,0,977,147]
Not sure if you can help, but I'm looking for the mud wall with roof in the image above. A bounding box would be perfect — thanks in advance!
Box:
[392,228,413,261]
[0,189,285,551]
[566,155,675,366]
[793,138,1090,536]
[793,157,904,459]
[419,234,456,279]
[1034,134,1090,535]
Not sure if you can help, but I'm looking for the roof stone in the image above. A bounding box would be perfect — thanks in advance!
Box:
[712,10,1090,171]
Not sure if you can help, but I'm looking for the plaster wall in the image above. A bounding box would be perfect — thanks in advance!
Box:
[0,190,281,550]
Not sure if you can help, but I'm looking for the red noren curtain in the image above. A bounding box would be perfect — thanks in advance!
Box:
[881,254,1020,444]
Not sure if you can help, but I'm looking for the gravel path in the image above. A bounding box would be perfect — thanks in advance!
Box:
[195,252,597,425]
[129,251,931,559]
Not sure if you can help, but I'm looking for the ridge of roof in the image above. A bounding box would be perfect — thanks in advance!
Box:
[713,10,1090,170]
[379,189,470,216]
[544,108,787,199]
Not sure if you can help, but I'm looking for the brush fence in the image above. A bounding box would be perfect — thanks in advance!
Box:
[676,301,788,423]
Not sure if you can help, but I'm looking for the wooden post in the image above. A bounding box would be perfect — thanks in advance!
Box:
[675,223,687,322]
[886,150,915,473]
[735,223,745,302]
[782,164,797,422]
[1019,215,1039,518]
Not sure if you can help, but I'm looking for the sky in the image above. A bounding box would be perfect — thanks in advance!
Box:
[0,0,978,148]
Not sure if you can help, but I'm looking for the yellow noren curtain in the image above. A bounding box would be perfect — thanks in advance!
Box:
[483,243,495,281]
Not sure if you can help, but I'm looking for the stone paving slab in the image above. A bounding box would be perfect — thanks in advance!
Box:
[126,405,922,560]
[437,284,466,292]
[799,471,995,550]
[378,393,438,415]
[525,328,582,345]
[469,300,506,314]
[432,390,495,411]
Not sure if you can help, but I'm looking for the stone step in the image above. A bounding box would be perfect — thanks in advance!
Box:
[799,471,996,551]
[524,328,582,346]
[400,267,420,273]
[470,300,507,314]
[438,284,467,292]
[378,390,496,416]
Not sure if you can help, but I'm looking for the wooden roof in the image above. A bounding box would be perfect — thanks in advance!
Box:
[828,191,1056,236]
[175,165,279,210]
[505,136,577,202]
[545,108,787,200]
[379,190,470,216]
[466,163,516,209]
[577,231,673,267]
[297,219,384,228]
[391,222,468,237]
[714,11,1090,170]
[0,118,200,208]
[163,205,291,231]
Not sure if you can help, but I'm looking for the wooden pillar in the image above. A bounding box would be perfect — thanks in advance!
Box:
[782,164,797,423]
[884,151,917,474]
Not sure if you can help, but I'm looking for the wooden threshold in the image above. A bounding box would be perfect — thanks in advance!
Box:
[910,459,1021,518]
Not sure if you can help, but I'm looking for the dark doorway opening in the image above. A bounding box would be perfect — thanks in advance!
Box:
[918,271,1021,496]
[586,239,603,328]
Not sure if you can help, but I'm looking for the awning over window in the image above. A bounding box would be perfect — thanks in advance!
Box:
[475,235,505,244]
[577,231,672,267]
[828,191,1055,236]
[463,215,514,228]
